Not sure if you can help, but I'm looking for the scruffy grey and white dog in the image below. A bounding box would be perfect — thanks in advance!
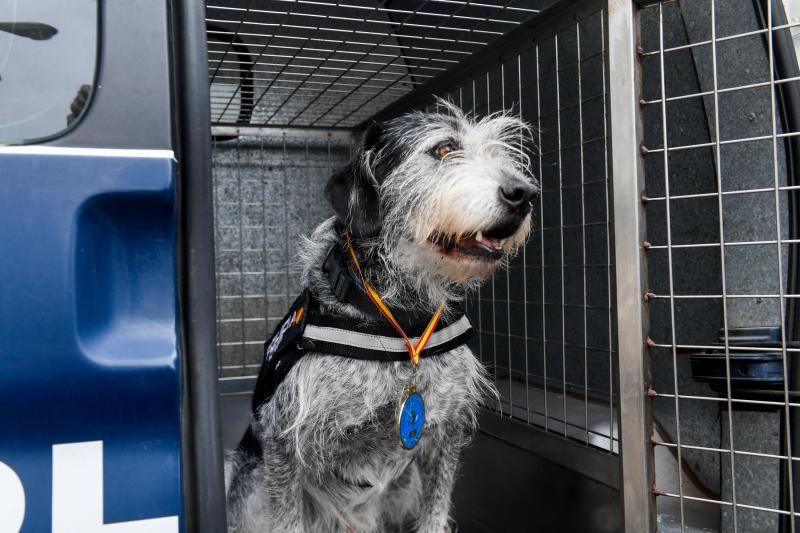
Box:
[226,100,537,533]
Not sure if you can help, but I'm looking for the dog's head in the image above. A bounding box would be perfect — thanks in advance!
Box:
[326,100,537,286]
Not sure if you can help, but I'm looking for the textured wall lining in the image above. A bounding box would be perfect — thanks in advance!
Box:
[211,136,352,378]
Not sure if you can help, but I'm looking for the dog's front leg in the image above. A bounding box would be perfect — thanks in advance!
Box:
[413,439,463,533]
[262,437,305,533]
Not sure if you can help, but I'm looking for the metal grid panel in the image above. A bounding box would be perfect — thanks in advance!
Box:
[211,135,353,378]
[636,0,800,530]
[205,0,548,128]
[426,9,619,453]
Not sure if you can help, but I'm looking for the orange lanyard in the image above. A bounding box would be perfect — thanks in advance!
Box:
[345,238,443,366]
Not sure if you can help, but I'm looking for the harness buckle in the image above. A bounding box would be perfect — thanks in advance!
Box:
[324,244,354,304]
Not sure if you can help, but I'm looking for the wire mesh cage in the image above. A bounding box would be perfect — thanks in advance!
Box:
[612,0,800,531]
[609,0,800,531]
[205,0,547,128]
[206,0,800,530]
[206,0,620,458]
[441,8,619,453]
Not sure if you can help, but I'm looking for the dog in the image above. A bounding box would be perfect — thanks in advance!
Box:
[225,100,537,533]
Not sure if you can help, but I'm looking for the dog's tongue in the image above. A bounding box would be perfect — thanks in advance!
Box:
[474,231,501,250]
[455,231,503,259]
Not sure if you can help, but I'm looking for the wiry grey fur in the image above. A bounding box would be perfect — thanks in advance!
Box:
[226,100,537,532]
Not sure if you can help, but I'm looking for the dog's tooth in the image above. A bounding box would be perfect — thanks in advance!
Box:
[476,231,483,242]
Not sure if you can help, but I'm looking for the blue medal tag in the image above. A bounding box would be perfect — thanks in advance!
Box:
[397,388,425,449]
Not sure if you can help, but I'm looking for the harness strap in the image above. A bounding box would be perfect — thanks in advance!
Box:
[322,244,382,321]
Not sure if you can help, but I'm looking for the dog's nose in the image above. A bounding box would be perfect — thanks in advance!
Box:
[498,180,536,210]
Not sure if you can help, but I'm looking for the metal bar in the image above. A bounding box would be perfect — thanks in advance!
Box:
[577,20,590,446]
[640,73,800,105]
[649,341,800,353]
[656,492,800,518]
[555,32,569,439]
[236,136,247,374]
[643,129,800,154]
[502,62,514,420]
[175,0,227,522]
[638,19,800,56]
[644,185,800,202]
[212,136,223,375]
[536,43,550,431]
[519,52,531,426]
[282,137,291,317]
[766,0,796,527]
[208,1,540,20]
[261,137,270,376]
[645,293,800,299]
[606,1,655,531]
[488,70,500,415]
[211,125,356,141]
[645,239,800,249]
[655,440,800,463]
[208,67,428,86]
[472,78,484,368]
[205,26,478,58]
[710,0,741,522]
[653,392,800,409]
[657,3,685,527]
[601,9,617,460]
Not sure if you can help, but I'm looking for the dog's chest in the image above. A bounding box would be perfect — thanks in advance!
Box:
[301,345,478,486]
[345,345,473,423]
[287,344,479,449]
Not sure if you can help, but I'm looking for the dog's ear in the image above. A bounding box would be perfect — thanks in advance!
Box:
[325,123,385,238]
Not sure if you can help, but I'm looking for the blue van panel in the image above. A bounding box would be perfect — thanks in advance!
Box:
[0,152,182,531]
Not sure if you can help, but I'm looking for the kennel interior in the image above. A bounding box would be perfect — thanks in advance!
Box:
[204,0,800,530]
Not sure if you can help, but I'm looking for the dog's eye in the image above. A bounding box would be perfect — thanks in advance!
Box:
[434,143,457,159]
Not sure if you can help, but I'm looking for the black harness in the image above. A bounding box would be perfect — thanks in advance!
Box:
[236,243,473,457]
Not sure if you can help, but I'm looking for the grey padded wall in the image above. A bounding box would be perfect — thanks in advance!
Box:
[211,136,352,378]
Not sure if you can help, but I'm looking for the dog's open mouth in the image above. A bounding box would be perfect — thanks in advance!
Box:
[429,224,518,261]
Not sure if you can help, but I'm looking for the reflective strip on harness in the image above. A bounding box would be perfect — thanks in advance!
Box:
[302,314,471,354]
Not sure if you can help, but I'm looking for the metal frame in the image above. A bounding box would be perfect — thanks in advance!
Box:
[607,1,655,531]
[210,125,356,142]
[173,0,228,529]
